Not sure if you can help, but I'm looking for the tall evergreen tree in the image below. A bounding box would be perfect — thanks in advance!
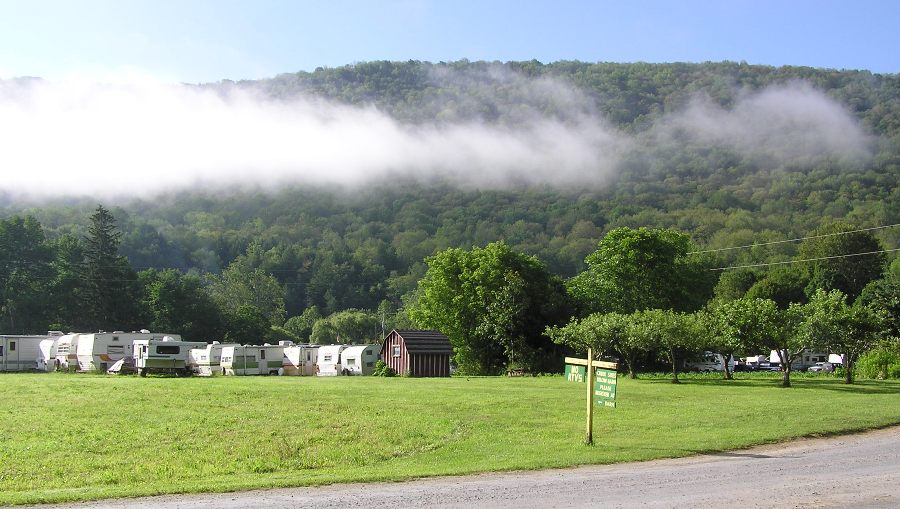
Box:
[80,205,143,331]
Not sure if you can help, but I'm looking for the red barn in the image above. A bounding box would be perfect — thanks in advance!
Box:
[381,329,453,377]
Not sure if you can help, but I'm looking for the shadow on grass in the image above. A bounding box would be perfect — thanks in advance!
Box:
[639,376,900,394]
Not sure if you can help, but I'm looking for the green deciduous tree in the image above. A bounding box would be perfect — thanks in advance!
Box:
[858,257,900,338]
[799,222,886,302]
[801,289,886,384]
[208,263,287,327]
[309,309,379,344]
[745,267,809,308]
[0,216,53,333]
[282,305,323,342]
[139,268,225,340]
[640,309,702,384]
[714,297,806,387]
[410,241,571,375]
[223,304,271,345]
[568,227,715,316]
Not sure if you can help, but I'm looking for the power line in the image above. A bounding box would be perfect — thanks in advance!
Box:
[690,223,900,255]
[710,247,900,272]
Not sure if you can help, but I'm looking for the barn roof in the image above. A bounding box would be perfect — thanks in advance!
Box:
[389,330,453,355]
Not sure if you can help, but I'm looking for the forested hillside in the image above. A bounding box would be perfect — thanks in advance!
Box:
[1,60,897,331]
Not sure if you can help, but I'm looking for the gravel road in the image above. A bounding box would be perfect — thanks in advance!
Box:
[27,426,900,509]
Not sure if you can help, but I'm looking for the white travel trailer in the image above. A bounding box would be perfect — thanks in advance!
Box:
[340,344,381,375]
[770,350,830,371]
[37,338,59,372]
[76,331,181,372]
[220,344,286,376]
[133,338,207,376]
[54,334,82,371]
[189,342,240,376]
[685,351,735,372]
[744,355,768,368]
[316,344,348,376]
[0,334,56,372]
[282,344,319,376]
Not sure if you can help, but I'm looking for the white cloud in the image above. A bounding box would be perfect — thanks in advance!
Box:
[0,73,873,199]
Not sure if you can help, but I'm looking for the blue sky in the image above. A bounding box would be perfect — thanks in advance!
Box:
[0,0,897,82]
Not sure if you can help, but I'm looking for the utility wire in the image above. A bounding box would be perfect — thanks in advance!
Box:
[690,223,900,255]
[709,247,900,272]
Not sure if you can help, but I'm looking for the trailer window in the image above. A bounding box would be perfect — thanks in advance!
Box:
[0,346,3,356]
[347,358,356,366]
[260,350,266,360]
[323,354,332,362]
[112,336,119,342]
[157,345,180,355]
[365,362,373,368]
[9,341,15,351]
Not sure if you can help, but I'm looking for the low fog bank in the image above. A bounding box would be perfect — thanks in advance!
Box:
[0,71,873,200]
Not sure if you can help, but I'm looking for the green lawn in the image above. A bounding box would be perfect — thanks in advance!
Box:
[1,373,899,505]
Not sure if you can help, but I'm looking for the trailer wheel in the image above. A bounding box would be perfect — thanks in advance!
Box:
[140,368,148,377]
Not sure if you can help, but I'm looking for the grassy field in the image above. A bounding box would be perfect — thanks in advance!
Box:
[1,373,899,505]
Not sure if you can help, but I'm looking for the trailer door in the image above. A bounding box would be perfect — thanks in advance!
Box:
[259,349,267,375]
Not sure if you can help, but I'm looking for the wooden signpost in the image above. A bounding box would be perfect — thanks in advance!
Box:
[565,348,618,445]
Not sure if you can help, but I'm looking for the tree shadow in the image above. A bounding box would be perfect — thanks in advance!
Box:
[642,377,900,394]
[783,379,900,395]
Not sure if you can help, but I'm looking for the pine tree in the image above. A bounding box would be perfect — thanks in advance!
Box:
[81,205,142,331]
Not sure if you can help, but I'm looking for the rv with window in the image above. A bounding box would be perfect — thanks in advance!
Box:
[684,351,735,372]
[189,342,240,376]
[315,344,348,376]
[282,344,319,376]
[75,331,182,372]
[339,344,380,375]
[770,350,831,371]
[133,338,206,376]
[54,334,82,371]
[1,334,59,372]
[220,344,287,376]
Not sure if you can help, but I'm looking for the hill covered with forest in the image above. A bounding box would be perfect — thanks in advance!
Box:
[1,60,897,322]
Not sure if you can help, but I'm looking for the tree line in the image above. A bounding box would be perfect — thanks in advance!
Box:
[3,204,894,384]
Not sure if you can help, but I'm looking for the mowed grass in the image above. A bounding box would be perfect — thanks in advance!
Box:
[1,373,899,505]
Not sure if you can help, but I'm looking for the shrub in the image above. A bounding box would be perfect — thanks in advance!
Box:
[856,345,900,380]
[372,360,395,377]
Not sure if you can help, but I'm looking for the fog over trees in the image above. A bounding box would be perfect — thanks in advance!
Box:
[0,60,896,376]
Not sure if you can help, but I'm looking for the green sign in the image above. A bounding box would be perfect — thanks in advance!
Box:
[594,368,618,408]
[565,364,587,383]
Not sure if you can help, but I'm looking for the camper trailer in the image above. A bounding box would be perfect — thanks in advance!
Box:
[37,338,60,372]
[339,344,380,375]
[54,334,82,371]
[133,338,206,376]
[685,351,735,372]
[189,342,240,376]
[282,344,319,376]
[770,350,831,371]
[76,331,182,372]
[0,334,56,372]
[316,344,348,376]
[220,344,286,376]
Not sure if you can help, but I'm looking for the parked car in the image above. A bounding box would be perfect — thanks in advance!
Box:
[808,362,835,373]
